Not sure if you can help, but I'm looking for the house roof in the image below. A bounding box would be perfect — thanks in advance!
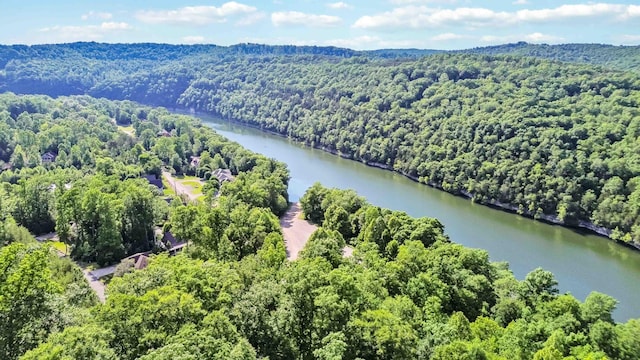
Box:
[134,255,150,270]
[143,174,163,189]
[169,242,188,253]
[212,168,235,182]
[163,231,182,248]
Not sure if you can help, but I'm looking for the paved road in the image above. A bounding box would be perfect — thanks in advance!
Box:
[82,269,108,303]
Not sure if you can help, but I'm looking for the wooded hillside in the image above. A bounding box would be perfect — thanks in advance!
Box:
[3,43,639,245]
[0,90,639,359]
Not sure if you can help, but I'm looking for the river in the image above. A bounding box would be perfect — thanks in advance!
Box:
[200,115,640,322]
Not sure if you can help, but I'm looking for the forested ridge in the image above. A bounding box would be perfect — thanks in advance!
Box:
[1,42,638,246]
[1,93,639,359]
[459,42,640,73]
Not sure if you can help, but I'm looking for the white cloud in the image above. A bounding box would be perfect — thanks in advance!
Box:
[39,22,132,41]
[353,6,511,29]
[327,2,352,9]
[271,11,342,27]
[182,35,205,44]
[324,35,382,48]
[136,2,257,26]
[240,35,424,50]
[512,0,528,5]
[480,32,564,44]
[621,5,640,19]
[353,3,640,30]
[81,11,113,21]
[238,36,320,46]
[236,12,266,26]
[515,4,625,22]
[99,22,132,31]
[430,32,467,41]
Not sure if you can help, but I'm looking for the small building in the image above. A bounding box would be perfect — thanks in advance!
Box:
[190,156,201,168]
[143,174,163,189]
[47,183,72,193]
[157,129,172,137]
[212,168,235,183]
[154,228,187,254]
[41,151,57,164]
[122,251,152,270]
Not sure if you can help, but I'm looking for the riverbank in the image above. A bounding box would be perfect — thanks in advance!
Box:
[337,149,640,251]
[189,111,638,251]
[197,111,640,322]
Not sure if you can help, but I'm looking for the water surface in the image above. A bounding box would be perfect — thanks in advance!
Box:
[201,116,640,322]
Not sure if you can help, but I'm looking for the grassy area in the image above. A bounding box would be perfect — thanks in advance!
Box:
[180,180,203,195]
[181,180,202,187]
[49,241,68,254]
[117,125,135,136]
[176,175,200,181]
[162,178,176,196]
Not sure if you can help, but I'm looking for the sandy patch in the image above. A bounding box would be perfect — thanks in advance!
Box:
[280,203,318,260]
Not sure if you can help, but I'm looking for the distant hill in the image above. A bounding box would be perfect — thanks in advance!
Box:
[1,41,638,71]
[457,42,640,72]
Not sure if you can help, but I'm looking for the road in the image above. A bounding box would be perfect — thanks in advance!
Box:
[82,269,108,303]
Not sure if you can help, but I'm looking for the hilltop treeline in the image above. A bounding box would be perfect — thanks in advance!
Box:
[0,43,639,245]
[460,42,640,73]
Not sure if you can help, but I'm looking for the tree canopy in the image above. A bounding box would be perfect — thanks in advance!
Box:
[1,42,639,245]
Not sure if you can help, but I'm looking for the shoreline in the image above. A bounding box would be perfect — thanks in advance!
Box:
[182,108,639,252]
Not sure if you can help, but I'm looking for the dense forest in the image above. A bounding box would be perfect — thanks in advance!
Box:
[1,93,639,359]
[459,42,640,73]
[1,42,638,246]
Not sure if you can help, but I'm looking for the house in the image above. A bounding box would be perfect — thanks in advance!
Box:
[212,168,235,183]
[190,156,201,168]
[122,251,152,270]
[154,227,187,254]
[41,151,57,164]
[143,174,163,189]
[157,129,172,137]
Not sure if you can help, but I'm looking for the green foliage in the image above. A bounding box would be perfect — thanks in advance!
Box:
[299,228,345,268]
[0,87,639,359]
[2,44,640,243]
[0,243,96,360]
[0,244,59,359]
[20,325,117,360]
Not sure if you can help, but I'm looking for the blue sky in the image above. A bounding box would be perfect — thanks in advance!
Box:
[1,1,639,50]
